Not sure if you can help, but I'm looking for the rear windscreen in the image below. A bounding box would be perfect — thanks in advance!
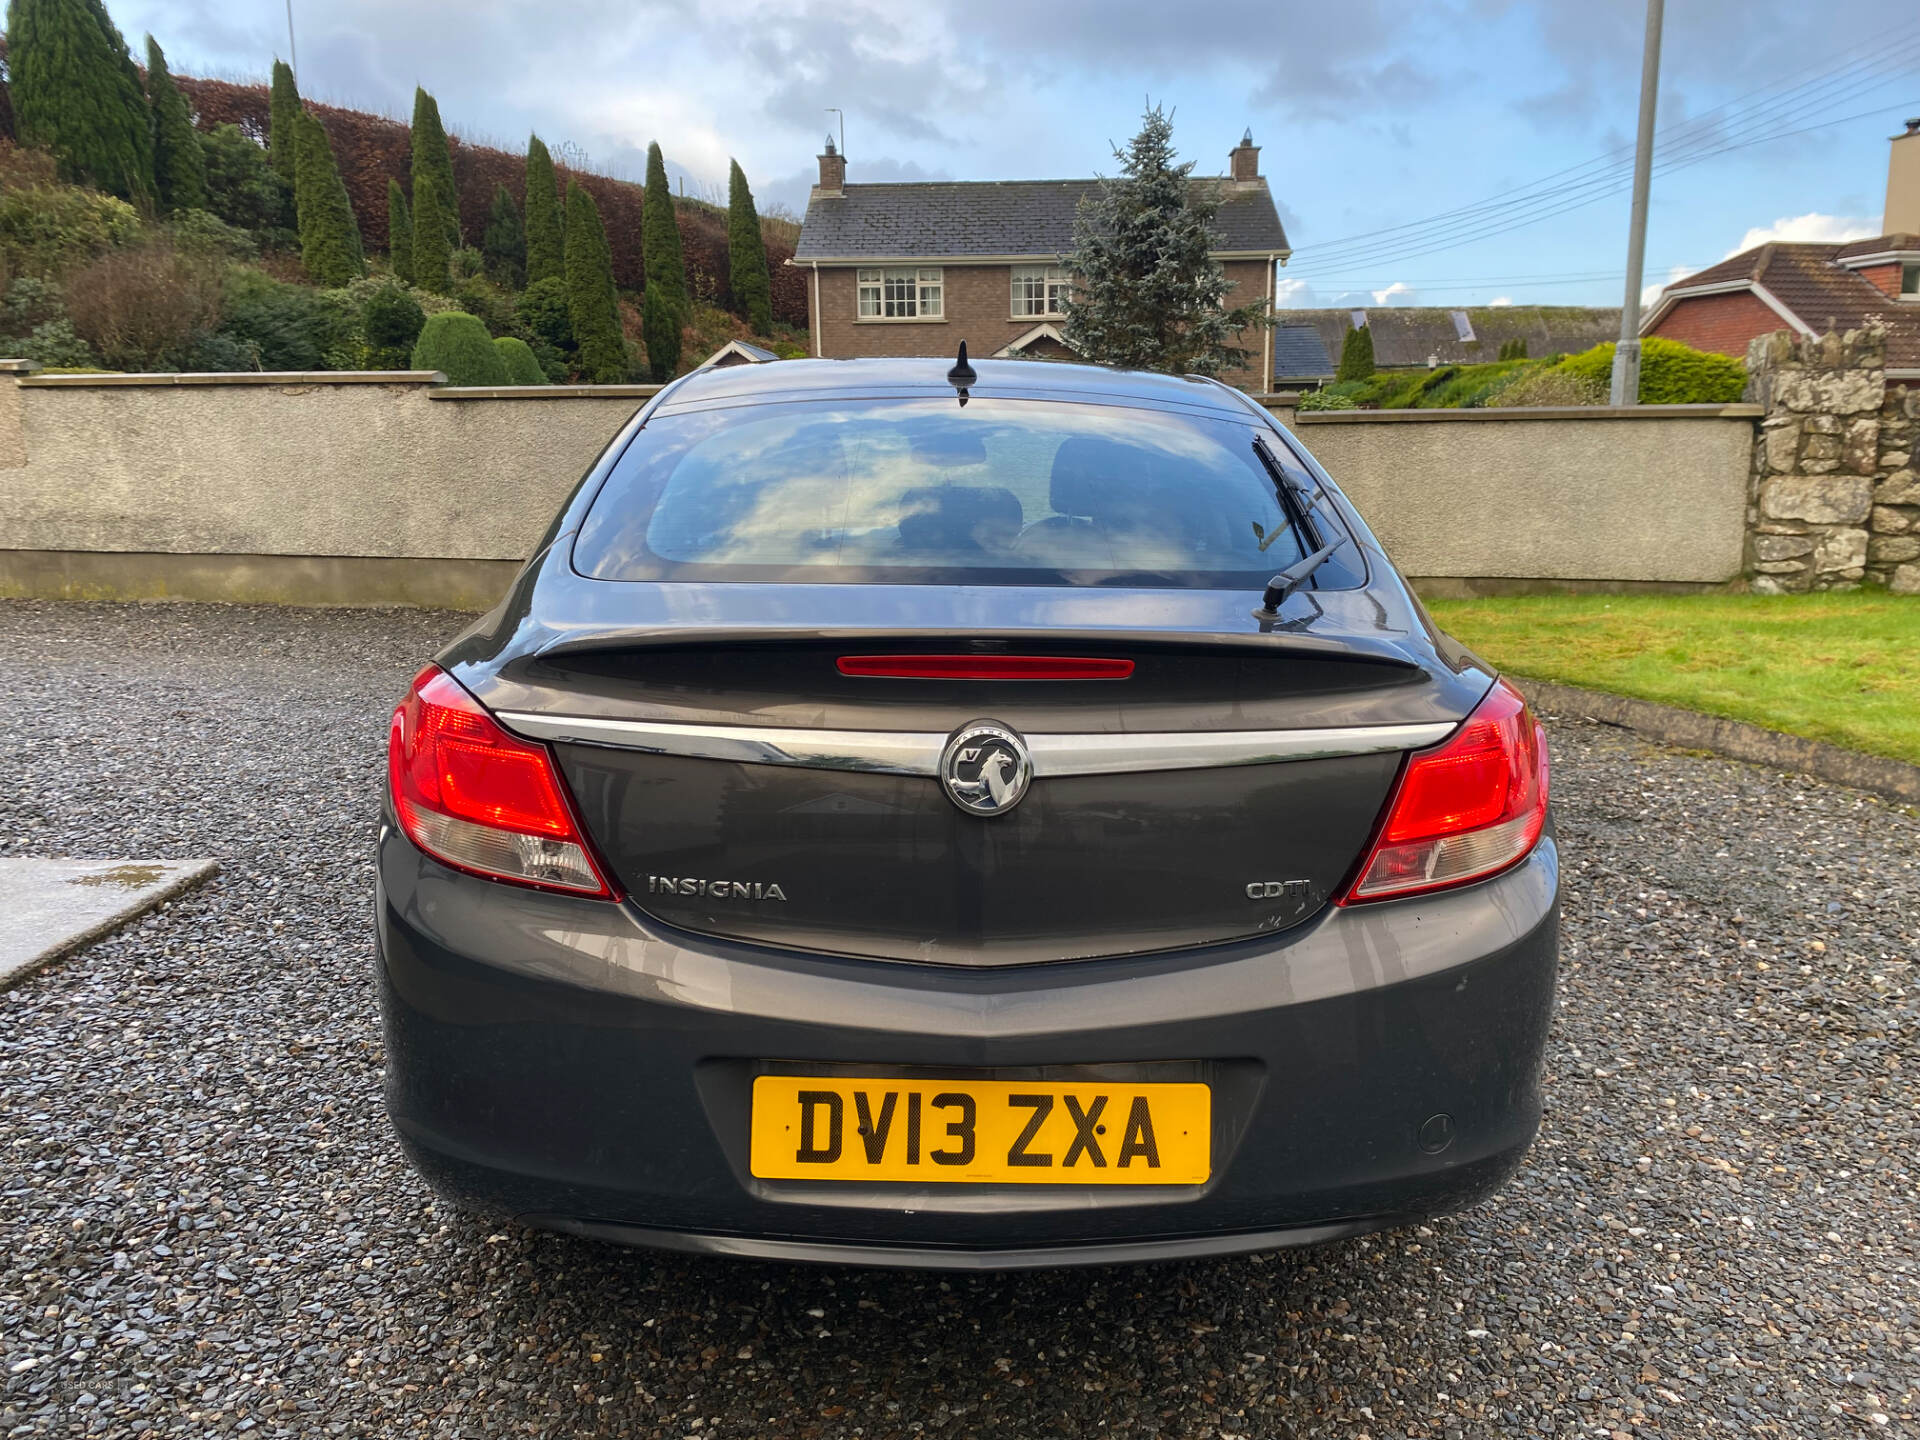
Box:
[572,397,1346,588]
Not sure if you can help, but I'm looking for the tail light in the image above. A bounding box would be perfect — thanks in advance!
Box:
[1340,678,1549,904]
[387,665,616,898]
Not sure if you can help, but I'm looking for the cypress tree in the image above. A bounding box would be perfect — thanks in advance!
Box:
[410,87,460,248]
[523,134,564,286]
[565,182,627,383]
[410,171,450,292]
[145,36,207,213]
[482,184,525,288]
[1336,322,1374,382]
[293,109,364,285]
[268,59,300,187]
[387,178,415,285]
[7,0,155,203]
[642,142,688,310]
[726,158,773,334]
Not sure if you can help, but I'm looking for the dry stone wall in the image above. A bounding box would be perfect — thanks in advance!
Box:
[1745,324,1920,594]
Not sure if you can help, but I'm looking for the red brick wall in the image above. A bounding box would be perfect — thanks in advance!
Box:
[810,258,1271,390]
[1647,291,1793,359]
[1853,262,1903,298]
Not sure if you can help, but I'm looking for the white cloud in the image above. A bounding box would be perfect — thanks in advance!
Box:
[1274,276,1317,308]
[1725,212,1879,256]
[1488,296,1513,306]
[1370,281,1415,305]
[1642,263,1694,309]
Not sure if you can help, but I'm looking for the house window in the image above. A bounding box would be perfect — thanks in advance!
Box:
[857,267,943,319]
[1011,265,1071,317]
[1901,262,1919,299]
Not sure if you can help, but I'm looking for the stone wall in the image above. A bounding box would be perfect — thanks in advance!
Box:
[1745,324,1920,594]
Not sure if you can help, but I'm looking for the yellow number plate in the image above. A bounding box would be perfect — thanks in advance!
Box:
[749,1076,1210,1185]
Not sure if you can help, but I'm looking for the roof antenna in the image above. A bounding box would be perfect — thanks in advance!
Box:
[947,341,976,407]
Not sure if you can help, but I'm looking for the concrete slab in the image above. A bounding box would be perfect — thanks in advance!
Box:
[0,857,218,991]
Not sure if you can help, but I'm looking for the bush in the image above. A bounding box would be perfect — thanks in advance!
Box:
[1554,337,1746,405]
[517,275,572,351]
[167,208,257,261]
[217,266,349,370]
[182,330,261,372]
[0,276,96,367]
[494,335,545,384]
[411,309,509,385]
[0,180,142,277]
[1296,388,1356,411]
[64,242,222,370]
[361,282,426,368]
[449,274,516,337]
[197,124,294,244]
[1487,364,1607,408]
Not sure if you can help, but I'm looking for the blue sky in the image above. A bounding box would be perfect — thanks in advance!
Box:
[111,0,1918,310]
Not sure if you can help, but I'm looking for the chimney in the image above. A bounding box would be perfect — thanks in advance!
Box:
[818,135,846,195]
[1887,118,1920,235]
[1229,128,1260,184]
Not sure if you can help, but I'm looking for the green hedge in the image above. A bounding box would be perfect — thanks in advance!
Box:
[410,310,508,385]
[1553,337,1746,404]
[493,335,545,385]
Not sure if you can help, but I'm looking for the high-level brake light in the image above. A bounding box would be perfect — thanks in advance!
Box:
[837,655,1134,680]
[387,666,616,897]
[1340,678,1549,904]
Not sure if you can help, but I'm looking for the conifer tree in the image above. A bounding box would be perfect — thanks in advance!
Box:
[482,184,525,288]
[1060,104,1266,377]
[1336,322,1374,382]
[387,178,415,285]
[565,182,627,383]
[293,109,364,286]
[410,171,450,292]
[410,87,460,248]
[144,35,207,213]
[268,59,300,187]
[642,143,688,380]
[523,134,564,286]
[7,0,156,202]
[726,159,773,334]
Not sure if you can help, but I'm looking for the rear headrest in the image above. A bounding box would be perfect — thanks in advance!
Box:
[1049,437,1176,522]
[897,486,1023,552]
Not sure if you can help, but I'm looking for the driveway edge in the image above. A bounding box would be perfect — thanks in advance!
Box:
[1516,678,1920,805]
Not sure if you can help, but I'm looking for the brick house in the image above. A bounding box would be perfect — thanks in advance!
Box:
[790,133,1291,392]
[1642,120,1920,380]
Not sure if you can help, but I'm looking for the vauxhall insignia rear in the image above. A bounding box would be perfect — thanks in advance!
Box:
[376,355,1558,1269]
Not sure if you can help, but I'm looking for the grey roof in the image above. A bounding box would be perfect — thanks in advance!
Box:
[796,179,1290,261]
[1278,306,1622,372]
[1271,324,1334,379]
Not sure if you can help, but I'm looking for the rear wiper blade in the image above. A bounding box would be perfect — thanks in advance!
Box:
[1253,536,1350,620]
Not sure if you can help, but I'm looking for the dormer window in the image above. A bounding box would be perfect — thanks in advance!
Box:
[1902,261,1918,299]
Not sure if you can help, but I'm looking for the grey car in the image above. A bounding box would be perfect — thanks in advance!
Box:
[377,355,1557,1269]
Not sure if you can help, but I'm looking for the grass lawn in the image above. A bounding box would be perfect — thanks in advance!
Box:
[1426,591,1920,766]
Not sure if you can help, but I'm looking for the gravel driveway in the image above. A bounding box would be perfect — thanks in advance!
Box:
[2,600,1915,1439]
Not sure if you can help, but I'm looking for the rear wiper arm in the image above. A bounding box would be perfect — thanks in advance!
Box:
[1254,536,1350,620]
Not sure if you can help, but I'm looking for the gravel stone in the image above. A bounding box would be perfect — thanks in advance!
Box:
[2,599,1916,1438]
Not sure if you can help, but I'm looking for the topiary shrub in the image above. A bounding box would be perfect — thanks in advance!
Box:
[1336,323,1374,382]
[494,335,545,385]
[361,282,426,368]
[1553,337,1745,405]
[516,275,573,351]
[411,309,509,385]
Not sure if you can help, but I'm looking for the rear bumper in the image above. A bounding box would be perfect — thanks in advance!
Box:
[376,826,1559,1268]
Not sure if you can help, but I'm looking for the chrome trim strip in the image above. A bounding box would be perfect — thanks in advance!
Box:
[498,712,1454,777]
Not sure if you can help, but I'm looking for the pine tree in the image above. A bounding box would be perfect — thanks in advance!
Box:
[410,171,450,292]
[1336,323,1374,382]
[565,182,627,383]
[293,109,364,286]
[482,184,525,288]
[523,134,564,286]
[268,59,300,187]
[387,179,415,285]
[726,158,773,334]
[1059,104,1267,377]
[144,35,207,213]
[7,0,156,203]
[642,142,688,310]
[410,87,460,248]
